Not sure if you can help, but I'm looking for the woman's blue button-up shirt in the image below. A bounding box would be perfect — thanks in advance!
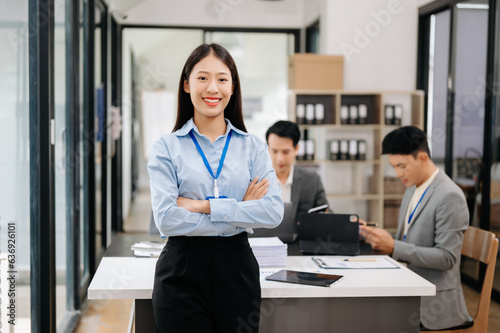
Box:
[148,118,284,237]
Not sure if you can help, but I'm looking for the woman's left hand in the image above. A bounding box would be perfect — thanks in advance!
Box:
[243,177,269,201]
[177,197,210,214]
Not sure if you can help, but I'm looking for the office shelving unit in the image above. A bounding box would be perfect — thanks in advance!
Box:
[289,89,424,229]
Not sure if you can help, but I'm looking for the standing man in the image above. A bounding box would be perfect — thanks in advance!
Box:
[266,121,328,225]
[359,126,470,331]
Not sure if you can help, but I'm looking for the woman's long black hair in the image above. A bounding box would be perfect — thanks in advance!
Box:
[173,43,247,132]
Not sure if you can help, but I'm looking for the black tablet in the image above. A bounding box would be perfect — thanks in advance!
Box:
[265,270,343,287]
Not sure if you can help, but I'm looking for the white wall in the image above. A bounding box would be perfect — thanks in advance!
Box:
[417,0,437,7]
[122,33,133,221]
[304,0,324,25]
[121,0,305,28]
[322,0,420,91]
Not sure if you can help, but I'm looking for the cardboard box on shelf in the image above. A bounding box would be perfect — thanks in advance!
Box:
[384,177,406,194]
[384,200,401,229]
[289,54,344,90]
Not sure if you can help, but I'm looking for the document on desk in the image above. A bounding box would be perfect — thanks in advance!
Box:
[312,257,399,269]
[131,241,165,257]
[249,237,287,267]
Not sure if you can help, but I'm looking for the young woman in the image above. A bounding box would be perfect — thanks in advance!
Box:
[148,43,283,333]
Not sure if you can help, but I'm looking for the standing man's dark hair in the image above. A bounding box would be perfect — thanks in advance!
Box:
[266,120,301,147]
[382,125,431,158]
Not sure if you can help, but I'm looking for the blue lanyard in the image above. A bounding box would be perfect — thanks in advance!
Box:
[189,130,232,198]
[403,186,430,242]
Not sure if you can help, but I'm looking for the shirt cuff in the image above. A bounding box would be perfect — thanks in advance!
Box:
[209,198,234,222]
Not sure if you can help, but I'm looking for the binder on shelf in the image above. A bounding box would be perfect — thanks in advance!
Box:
[329,140,339,160]
[349,140,358,160]
[305,139,315,161]
[358,140,367,160]
[340,140,349,160]
[394,105,403,125]
[340,105,349,125]
[297,138,306,160]
[315,103,325,124]
[296,104,305,124]
[358,104,368,124]
[349,105,358,124]
[305,104,315,124]
[385,105,394,125]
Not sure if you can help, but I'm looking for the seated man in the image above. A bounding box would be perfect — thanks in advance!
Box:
[266,121,328,225]
[359,126,470,331]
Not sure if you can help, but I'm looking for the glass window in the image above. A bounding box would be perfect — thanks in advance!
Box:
[453,1,488,180]
[453,1,488,228]
[491,0,500,296]
[306,20,320,53]
[427,9,450,166]
[79,0,88,292]
[94,3,104,264]
[54,0,68,328]
[0,1,31,331]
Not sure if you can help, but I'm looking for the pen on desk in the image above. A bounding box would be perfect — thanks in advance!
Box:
[344,258,377,262]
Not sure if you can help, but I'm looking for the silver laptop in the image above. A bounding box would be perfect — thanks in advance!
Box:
[249,202,296,243]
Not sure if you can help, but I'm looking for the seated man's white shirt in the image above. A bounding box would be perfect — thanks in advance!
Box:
[278,164,294,203]
[402,167,440,240]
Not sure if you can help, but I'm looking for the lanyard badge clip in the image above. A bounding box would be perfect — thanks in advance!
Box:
[213,179,219,199]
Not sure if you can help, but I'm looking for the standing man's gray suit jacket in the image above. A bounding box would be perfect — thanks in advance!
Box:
[290,166,328,227]
[392,169,469,330]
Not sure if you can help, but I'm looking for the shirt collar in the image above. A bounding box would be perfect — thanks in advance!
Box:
[174,118,248,137]
[416,167,440,191]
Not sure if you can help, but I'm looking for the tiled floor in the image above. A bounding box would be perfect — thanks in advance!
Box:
[74,188,500,333]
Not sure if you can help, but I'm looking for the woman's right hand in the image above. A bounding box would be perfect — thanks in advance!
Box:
[243,177,269,201]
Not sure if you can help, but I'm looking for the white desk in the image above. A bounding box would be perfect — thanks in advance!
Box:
[89,255,435,332]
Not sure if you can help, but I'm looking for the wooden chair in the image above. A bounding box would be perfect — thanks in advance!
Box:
[421,226,499,333]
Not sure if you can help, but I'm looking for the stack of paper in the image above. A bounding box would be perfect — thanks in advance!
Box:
[249,237,287,267]
[131,241,165,257]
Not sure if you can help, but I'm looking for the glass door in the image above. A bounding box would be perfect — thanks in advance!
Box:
[94,2,104,261]
[0,1,31,331]
[426,9,450,168]
[54,0,69,328]
[452,1,488,223]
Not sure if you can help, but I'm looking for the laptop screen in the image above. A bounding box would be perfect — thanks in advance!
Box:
[298,213,360,255]
[248,202,296,242]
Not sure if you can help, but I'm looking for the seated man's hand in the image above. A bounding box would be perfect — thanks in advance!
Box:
[243,177,269,201]
[359,225,395,255]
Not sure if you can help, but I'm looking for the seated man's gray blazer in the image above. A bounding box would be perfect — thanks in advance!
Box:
[290,166,328,227]
[392,169,469,330]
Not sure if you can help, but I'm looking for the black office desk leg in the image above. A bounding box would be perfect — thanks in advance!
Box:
[135,299,156,332]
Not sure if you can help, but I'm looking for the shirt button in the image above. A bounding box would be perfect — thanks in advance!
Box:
[224,216,228,220]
